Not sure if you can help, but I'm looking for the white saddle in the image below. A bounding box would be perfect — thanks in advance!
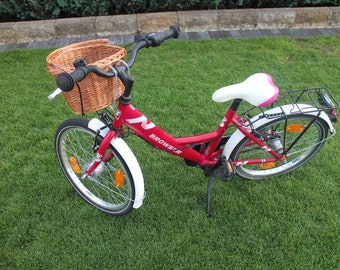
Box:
[212,73,279,107]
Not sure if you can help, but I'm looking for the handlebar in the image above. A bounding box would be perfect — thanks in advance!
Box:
[56,25,179,92]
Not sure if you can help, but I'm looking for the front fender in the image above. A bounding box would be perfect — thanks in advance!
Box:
[88,118,145,209]
[223,104,335,160]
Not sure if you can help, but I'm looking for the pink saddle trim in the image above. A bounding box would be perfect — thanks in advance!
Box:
[258,74,279,107]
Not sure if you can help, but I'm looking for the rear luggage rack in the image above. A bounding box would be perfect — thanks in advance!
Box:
[241,88,339,122]
[278,88,339,122]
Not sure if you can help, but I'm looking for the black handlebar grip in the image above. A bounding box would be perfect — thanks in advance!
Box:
[147,25,180,47]
[56,66,89,92]
[161,25,180,40]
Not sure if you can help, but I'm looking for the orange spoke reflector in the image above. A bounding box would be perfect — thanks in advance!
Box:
[69,156,81,174]
[286,124,304,132]
[114,169,125,188]
[258,162,276,169]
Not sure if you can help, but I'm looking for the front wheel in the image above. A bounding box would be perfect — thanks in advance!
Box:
[230,114,329,180]
[55,118,135,215]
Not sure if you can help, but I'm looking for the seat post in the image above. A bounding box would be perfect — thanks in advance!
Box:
[230,98,243,111]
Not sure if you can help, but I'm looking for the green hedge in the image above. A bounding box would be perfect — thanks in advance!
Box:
[0,0,338,22]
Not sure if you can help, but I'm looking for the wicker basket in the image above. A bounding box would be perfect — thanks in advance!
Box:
[47,39,127,114]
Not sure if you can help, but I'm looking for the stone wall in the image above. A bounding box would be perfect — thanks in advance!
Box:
[1,7,340,45]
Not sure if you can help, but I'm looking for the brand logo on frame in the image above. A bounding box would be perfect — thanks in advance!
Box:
[149,134,182,154]
[126,116,155,130]
[219,117,227,127]
[115,110,122,120]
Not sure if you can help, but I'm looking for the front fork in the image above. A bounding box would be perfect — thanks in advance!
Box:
[83,130,117,178]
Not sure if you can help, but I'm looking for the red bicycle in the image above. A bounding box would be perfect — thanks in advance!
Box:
[48,26,338,216]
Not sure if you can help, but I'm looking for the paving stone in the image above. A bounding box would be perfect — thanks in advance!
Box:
[55,17,96,39]
[319,27,340,36]
[217,9,257,30]
[199,32,211,40]
[257,8,296,29]
[330,6,340,26]
[240,29,263,38]
[13,20,55,43]
[208,31,223,39]
[178,10,218,32]
[137,12,178,33]
[206,31,234,39]
[96,14,137,36]
[279,28,300,37]
[178,32,189,40]
[46,40,68,48]
[218,31,234,39]
[298,28,316,36]
[1,43,22,51]
[134,34,146,42]
[0,22,16,45]
[111,35,125,44]
[307,28,324,36]
[228,30,243,39]
[259,29,282,37]
[187,32,202,41]
[123,34,136,44]
[295,7,333,27]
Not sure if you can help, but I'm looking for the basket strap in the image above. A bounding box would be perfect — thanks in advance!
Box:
[109,66,121,104]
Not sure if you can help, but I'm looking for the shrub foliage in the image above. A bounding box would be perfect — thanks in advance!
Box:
[0,0,338,22]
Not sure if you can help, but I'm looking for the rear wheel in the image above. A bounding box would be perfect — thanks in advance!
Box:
[55,118,135,215]
[230,114,329,179]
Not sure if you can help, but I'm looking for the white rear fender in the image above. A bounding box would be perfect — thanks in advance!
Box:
[223,104,335,160]
[88,118,145,209]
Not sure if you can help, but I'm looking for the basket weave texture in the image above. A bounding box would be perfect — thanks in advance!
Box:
[47,39,127,114]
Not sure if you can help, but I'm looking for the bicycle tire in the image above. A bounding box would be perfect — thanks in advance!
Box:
[55,118,135,215]
[230,114,329,180]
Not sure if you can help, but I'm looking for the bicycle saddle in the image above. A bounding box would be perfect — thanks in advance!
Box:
[212,73,279,107]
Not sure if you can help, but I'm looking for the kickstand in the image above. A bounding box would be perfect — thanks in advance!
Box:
[206,173,217,218]
[206,156,235,217]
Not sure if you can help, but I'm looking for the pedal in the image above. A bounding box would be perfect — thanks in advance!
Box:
[221,157,235,182]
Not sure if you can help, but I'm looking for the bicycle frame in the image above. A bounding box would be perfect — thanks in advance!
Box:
[84,99,284,177]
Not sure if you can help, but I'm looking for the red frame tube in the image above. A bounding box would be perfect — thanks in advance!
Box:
[113,103,283,166]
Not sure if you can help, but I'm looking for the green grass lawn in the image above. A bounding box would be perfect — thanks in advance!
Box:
[1,36,339,269]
